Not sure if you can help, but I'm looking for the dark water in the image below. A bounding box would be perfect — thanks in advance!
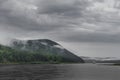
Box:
[0,64,120,80]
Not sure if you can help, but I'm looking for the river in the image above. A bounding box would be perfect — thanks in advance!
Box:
[0,64,120,80]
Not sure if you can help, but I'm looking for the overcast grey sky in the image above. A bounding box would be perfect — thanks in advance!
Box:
[0,0,120,57]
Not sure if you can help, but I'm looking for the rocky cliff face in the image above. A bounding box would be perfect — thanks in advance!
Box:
[10,39,84,63]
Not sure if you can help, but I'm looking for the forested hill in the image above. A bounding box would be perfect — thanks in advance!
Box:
[0,44,64,63]
[0,39,84,63]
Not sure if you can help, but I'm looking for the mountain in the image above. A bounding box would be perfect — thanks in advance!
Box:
[7,39,84,63]
[81,56,120,64]
[80,56,96,63]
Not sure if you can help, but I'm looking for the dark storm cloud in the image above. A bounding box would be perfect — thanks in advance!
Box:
[0,0,66,31]
[37,0,89,17]
[1,0,120,43]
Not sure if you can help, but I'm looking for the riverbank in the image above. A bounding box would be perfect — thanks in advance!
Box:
[0,61,84,65]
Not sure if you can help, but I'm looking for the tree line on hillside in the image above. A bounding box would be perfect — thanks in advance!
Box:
[0,45,76,64]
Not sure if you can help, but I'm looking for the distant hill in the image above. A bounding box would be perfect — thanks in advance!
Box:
[0,39,84,63]
[81,56,120,64]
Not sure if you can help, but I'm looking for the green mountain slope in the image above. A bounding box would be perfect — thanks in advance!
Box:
[0,39,84,63]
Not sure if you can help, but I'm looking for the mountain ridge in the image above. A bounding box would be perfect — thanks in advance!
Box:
[10,39,84,63]
[0,39,84,63]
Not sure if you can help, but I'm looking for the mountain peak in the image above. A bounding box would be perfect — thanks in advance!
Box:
[27,39,59,46]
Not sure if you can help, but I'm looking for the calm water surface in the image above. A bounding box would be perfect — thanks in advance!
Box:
[0,64,120,80]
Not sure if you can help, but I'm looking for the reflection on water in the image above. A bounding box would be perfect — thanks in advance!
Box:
[0,64,120,80]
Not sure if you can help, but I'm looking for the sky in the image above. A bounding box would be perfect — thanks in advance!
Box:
[0,0,120,57]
